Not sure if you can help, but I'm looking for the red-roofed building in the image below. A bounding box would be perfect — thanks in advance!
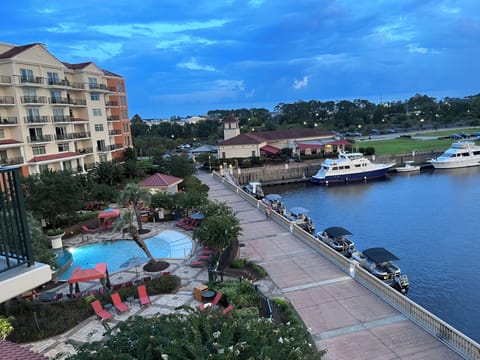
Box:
[139,173,183,194]
[0,340,48,360]
[0,41,132,176]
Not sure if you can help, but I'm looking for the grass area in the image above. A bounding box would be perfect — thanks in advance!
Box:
[360,138,454,155]
[418,128,480,137]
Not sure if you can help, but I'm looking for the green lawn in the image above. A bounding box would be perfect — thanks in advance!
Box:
[359,138,459,155]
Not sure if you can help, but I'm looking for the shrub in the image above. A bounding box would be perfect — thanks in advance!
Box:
[47,228,64,236]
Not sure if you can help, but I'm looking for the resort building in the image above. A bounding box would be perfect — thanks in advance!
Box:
[217,117,343,159]
[0,42,132,177]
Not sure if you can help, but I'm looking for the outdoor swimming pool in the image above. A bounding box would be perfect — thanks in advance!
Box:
[56,230,192,281]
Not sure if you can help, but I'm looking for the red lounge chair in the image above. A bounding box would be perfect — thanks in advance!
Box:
[200,249,215,255]
[190,260,207,267]
[137,285,151,306]
[199,291,223,311]
[91,300,113,320]
[175,217,189,227]
[183,220,199,230]
[111,292,128,313]
[82,225,98,234]
[222,304,234,315]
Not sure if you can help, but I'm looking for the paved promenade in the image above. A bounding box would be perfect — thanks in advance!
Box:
[198,172,464,360]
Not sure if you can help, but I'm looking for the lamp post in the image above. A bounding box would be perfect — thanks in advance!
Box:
[208,155,211,172]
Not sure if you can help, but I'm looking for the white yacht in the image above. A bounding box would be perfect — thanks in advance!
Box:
[429,141,480,169]
[311,152,396,185]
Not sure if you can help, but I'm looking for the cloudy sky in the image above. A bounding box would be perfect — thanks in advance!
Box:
[2,0,480,118]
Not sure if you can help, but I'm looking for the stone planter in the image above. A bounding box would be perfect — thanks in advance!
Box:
[48,232,65,250]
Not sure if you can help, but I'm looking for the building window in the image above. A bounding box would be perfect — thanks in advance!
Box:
[94,124,104,132]
[125,136,130,146]
[0,129,4,139]
[63,161,72,171]
[47,72,59,85]
[32,145,46,155]
[99,154,107,162]
[117,82,125,92]
[92,109,102,116]
[123,123,129,132]
[58,143,69,152]
[119,96,127,106]
[121,109,128,119]
[39,164,49,172]
[222,152,226,159]
[20,68,34,82]
[90,93,100,101]
[88,77,97,89]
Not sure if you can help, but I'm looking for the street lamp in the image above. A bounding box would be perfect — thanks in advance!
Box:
[208,155,211,171]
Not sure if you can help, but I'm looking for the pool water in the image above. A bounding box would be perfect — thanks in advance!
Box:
[56,230,192,281]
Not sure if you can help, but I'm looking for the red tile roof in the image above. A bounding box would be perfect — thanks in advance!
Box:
[28,152,80,163]
[218,128,333,146]
[0,340,48,360]
[328,139,352,145]
[297,143,325,150]
[223,116,239,123]
[140,173,183,187]
[62,61,93,70]
[260,144,280,154]
[102,69,122,77]
[0,43,39,59]
[0,139,23,145]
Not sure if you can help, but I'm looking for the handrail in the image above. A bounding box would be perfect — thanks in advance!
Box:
[211,171,480,359]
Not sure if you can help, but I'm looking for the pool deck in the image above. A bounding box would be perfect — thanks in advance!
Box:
[23,173,465,359]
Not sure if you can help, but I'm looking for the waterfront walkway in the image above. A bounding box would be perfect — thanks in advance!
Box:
[197,172,464,360]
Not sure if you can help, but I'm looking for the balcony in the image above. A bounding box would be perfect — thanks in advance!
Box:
[19,75,44,85]
[0,167,51,302]
[0,75,12,85]
[0,156,24,166]
[27,134,53,143]
[88,83,109,91]
[20,96,47,105]
[107,115,120,122]
[97,144,122,152]
[68,82,85,90]
[67,98,87,106]
[71,131,91,139]
[49,97,69,105]
[0,96,15,105]
[47,79,69,87]
[0,117,18,125]
[77,147,93,154]
[24,116,49,124]
[105,101,118,107]
[52,115,74,123]
[109,129,121,136]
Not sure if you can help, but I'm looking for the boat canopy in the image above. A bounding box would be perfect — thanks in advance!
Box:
[289,207,310,216]
[265,194,282,201]
[363,247,400,263]
[323,226,352,238]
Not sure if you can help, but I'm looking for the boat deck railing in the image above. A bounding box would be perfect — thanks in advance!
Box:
[212,171,480,360]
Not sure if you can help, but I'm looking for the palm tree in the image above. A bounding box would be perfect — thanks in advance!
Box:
[118,182,151,232]
[113,209,154,261]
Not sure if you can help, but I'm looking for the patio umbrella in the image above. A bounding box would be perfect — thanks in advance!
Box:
[120,256,148,282]
[190,212,205,220]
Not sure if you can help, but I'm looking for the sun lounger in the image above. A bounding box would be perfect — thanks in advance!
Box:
[137,284,151,306]
[111,292,129,313]
[222,304,234,315]
[91,300,113,320]
[82,225,98,234]
[190,260,207,267]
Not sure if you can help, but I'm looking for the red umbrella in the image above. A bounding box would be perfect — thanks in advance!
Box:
[98,208,121,219]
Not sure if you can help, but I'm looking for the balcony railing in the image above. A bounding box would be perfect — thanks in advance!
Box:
[47,79,69,86]
[0,156,24,166]
[89,83,109,91]
[54,131,91,140]
[0,167,35,273]
[27,134,53,143]
[68,98,87,106]
[68,82,85,90]
[109,129,121,135]
[19,75,44,85]
[105,101,118,107]
[49,97,69,105]
[78,147,93,154]
[24,116,49,124]
[0,75,12,84]
[20,96,47,104]
[0,96,15,105]
[107,115,120,121]
[97,144,122,152]
[52,115,74,123]
[0,117,18,125]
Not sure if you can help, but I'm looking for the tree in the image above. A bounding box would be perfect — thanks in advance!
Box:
[118,182,151,232]
[28,212,56,268]
[113,209,154,261]
[93,161,122,186]
[24,169,83,229]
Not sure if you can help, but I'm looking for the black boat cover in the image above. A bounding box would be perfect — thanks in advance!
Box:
[324,226,353,238]
[363,247,400,263]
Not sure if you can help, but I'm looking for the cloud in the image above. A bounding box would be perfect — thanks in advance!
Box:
[66,42,123,62]
[293,76,309,90]
[177,58,216,72]
[407,44,442,55]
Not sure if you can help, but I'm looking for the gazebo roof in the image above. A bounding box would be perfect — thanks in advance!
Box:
[140,173,183,187]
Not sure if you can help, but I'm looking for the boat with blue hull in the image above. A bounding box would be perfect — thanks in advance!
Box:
[311,152,396,185]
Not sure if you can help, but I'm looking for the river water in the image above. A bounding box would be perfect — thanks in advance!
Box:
[268,167,480,343]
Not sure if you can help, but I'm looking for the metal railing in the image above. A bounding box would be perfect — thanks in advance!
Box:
[211,171,480,359]
[0,167,35,273]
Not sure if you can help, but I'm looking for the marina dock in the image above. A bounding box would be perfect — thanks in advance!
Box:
[198,171,479,359]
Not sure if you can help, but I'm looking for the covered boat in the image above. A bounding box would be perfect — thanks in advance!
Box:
[285,206,315,234]
[352,247,409,294]
[243,181,264,199]
[311,152,396,185]
[429,141,480,169]
[317,226,355,258]
[262,193,284,212]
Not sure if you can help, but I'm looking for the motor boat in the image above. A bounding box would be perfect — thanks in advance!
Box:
[395,161,420,173]
[317,226,355,258]
[429,141,480,169]
[285,206,315,234]
[262,194,283,212]
[310,151,396,185]
[243,181,264,199]
[351,247,409,294]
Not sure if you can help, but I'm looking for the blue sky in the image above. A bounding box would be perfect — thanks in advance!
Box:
[2,0,480,118]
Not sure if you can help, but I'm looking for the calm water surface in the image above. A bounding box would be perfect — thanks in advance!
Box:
[269,167,480,343]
